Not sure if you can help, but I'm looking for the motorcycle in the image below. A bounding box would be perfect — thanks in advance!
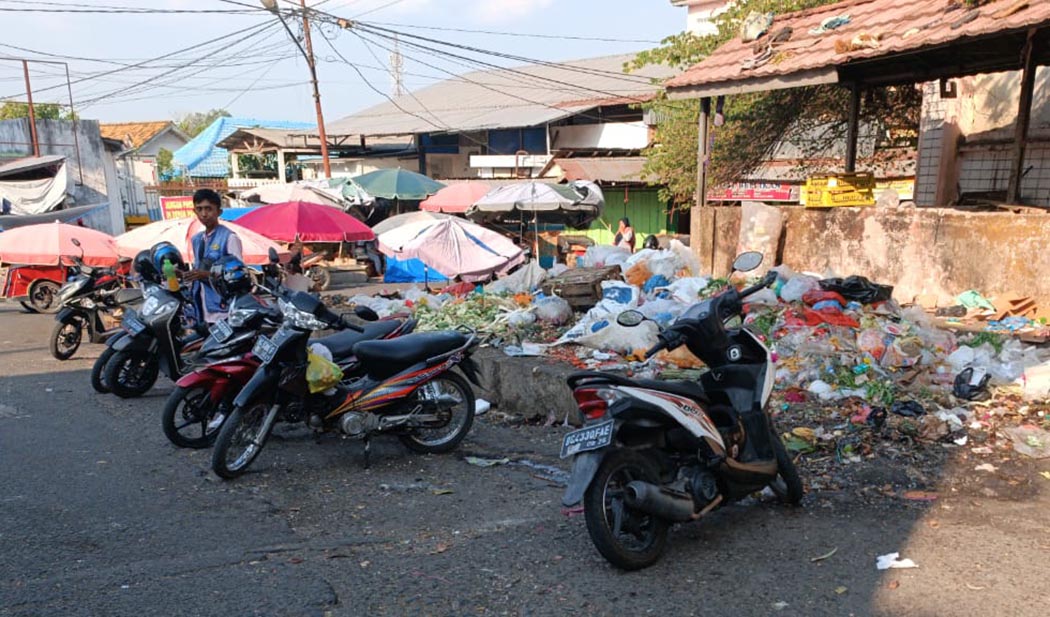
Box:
[50,238,141,360]
[161,256,416,449]
[210,287,481,479]
[561,252,803,570]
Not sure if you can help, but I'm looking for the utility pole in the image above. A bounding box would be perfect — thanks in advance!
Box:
[299,0,331,179]
[22,60,40,157]
[391,34,405,97]
[261,0,331,178]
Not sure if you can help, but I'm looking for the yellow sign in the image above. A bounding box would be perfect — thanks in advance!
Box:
[160,196,195,220]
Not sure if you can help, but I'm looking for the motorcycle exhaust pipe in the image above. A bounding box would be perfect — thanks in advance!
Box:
[623,481,696,522]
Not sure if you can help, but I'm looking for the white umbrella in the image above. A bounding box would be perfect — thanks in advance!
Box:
[238,182,345,209]
[370,211,451,237]
[377,217,523,282]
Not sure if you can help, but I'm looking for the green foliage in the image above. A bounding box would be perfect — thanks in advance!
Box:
[0,101,75,121]
[961,331,1005,355]
[627,0,922,206]
[175,108,230,138]
[865,379,896,406]
[156,148,174,178]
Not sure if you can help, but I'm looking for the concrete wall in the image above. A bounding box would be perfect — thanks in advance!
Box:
[0,118,124,234]
[692,204,1050,305]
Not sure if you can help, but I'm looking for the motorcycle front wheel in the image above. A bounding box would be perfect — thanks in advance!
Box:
[104,349,160,398]
[162,385,227,449]
[583,449,669,571]
[211,401,279,479]
[769,433,804,506]
[50,316,85,360]
[91,346,117,393]
[398,372,475,454]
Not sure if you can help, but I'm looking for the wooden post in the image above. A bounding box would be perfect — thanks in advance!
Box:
[277,150,287,184]
[845,82,861,173]
[1007,28,1038,205]
[696,97,711,209]
[22,60,39,157]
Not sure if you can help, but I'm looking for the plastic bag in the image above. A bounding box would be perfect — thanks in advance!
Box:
[506,309,537,328]
[573,319,660,356]
[487,261,547,295]
[819,276,893,304]
[307,344,344,394]
[780,275,820,302]
[601,281,641,306]
[669,239,700,277]
[743,287,778,307]
[646,252,681,280]
[582,245,630,268]
[534,296,573,325]
[624,261,652,288]
[663,277,710,304]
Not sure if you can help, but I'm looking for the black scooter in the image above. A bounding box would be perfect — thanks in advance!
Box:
[562,252,803,570]
[50,239,141,360]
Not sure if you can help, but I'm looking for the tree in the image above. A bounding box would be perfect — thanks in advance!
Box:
[0,101,75,121]
[175,108,231,138]
[627,0,921,206]
[156,147,174,180]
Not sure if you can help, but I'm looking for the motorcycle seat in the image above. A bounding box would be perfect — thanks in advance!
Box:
[634,379,709,404]
[353,331,467,375]
[315,320,401,360]
[115,288,143,305]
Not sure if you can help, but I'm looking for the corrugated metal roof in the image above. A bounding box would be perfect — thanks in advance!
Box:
[666,0,1050,97]
[326,54,675,138]
[0,154,64,179]
[172,117,315,177]
[556,157,646,183]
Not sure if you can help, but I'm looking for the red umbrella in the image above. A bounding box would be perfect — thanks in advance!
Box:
[235,201,374,243]
[114,218,287,266]
[0,221,119,267]
[420,182,492,214]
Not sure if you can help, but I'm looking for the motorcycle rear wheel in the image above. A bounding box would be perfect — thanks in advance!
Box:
[583,449,669,571]
[50,317,84,360]
[768,433,804,506]
[211,402,278,479]
[162,385,226,449]
[91,346,116,393]
[104,349,160,398]
[398,372,475,454]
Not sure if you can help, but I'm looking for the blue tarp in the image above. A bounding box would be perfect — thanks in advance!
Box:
[172,118,314,177]
[383,256,448,284]
[220,207,256,221]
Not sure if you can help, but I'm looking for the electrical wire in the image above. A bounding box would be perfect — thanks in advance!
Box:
[0,0,260,14]
[364,21,662,44]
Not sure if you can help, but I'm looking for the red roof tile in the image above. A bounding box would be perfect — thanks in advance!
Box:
[665,0,1050,95]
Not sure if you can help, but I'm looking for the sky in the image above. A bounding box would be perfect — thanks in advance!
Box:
[0,0,686,125]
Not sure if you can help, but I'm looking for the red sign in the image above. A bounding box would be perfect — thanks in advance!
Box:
[160,196,195,220]
[708,182,799,202]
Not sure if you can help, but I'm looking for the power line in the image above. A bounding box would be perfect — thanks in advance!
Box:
[365,21,662,44]
[0,0,260,14]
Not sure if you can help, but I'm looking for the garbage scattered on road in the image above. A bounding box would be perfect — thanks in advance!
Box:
[810,547,838,562]
[1002,426,1050,459]
[464,456,510,467]
[876,552,919,570]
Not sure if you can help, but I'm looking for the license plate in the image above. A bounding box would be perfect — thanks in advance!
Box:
[123,313,146,335]
[212,319,233,343]
[252,335,278,364]
[560,419,614,459]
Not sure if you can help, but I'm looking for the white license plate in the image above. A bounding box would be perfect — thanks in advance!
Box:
[252,335,278,364]
[560,419,614,459]
[212,319,234,342]
[123,313,146,335]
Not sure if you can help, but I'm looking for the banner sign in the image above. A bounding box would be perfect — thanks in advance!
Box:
[160,196,195,220]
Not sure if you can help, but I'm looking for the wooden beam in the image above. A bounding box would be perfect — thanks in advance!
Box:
[1007,28,1038,205]
[696,97,710,209]
[845,82,861,173]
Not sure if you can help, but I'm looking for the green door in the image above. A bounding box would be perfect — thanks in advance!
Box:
[584,187,673,248]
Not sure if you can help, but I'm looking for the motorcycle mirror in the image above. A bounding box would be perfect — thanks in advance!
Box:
[268,247,279,264]
[616,310,645,328]
[71,238,81,247]
[352,305,379,322]
[732,251,763,273]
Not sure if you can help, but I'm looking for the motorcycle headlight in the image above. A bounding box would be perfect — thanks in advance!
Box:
[227,308,257,328]
[278,299,328,330]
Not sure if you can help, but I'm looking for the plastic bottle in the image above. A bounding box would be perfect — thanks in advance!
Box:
[162,259,179,292]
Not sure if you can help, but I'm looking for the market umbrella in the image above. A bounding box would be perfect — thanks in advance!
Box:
[467,180,604,229]
[351,168,445,201]
[0,221,119,267]
[235,201,375,243]
[239,182,347,210]
[370,210,451,237]
[378,217,523,282]
[327,177,374,206]
[114,218,287,266]
[420,182,491,214]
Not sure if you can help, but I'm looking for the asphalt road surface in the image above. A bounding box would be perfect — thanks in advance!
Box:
[1,304,1048,616]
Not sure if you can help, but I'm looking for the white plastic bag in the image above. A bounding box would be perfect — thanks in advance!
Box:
[663,277,710,305]
[582,245,630,268]
[487,260,546,295]
[506,309,537,328]
[534,296,573,325]
[743,287,779,307]
[779,275,820,302]
[601,281,641,307]
[669,239,701,277]
[573,319,660,356]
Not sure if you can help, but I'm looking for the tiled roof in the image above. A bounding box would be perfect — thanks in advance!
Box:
[665,0,1050,96]
[99,121,175,149]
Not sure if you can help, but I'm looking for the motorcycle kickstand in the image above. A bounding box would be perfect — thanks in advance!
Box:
[362,436,371,469]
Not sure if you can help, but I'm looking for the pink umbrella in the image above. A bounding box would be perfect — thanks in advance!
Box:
[420,182,492,214]
[234,200,374,243]
[0,221,119,267]
[114,218,287,266]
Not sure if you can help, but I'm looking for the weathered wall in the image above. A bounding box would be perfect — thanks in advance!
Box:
[692,205,1050,305]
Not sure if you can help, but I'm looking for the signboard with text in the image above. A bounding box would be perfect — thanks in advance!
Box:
[708,182,799,203]
[160,196,195,220]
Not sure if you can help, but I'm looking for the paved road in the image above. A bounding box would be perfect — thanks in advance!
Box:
[1,304,1048,616]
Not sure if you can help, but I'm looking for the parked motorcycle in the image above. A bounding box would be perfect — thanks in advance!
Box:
[210,287,481,479]
[561,252,803,570]
[50,239,141,360]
